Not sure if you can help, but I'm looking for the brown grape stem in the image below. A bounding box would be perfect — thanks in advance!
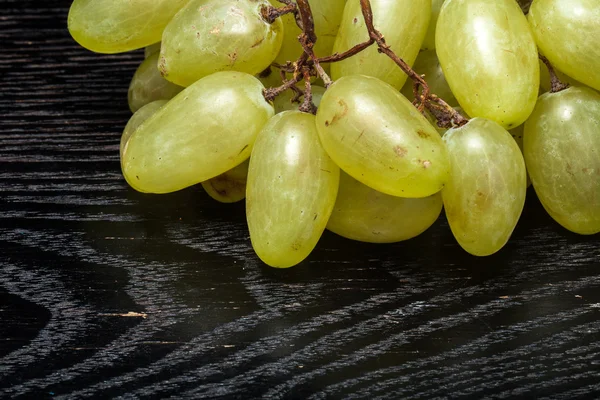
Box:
[539,55,569,93]
[261,4,297,24]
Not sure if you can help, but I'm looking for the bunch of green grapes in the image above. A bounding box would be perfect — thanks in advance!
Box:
[69,0,600,267]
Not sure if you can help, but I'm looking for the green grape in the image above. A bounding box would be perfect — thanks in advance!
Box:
[442,118,527,256]
[524,86,600,235]
[508,124,531,187]
[421,0,445,50]
[400,49,458,107]
[327,172,443,243]
[246,111,340,268]
[270,0,345,72]
[120,100,168,162]
[273,85,326,113]
[538,60,591,94]
[316,75,449,198]
[202,160,250,204]
[122,71,274,194]
[436,0,539,129]
[68,0,190,54]
[160,0,284,87]
[529,0,600,91]
[256,67,284,89]
[145,42,161,59]
[128,53,183,113]
[331,0,430,90]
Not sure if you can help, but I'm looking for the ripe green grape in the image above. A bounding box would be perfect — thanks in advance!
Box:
[508,124,531,187]
[160,0,283,87]
[442,118,527,256]
[271,0,346,72]
[120,100,168,162]
[274,85,326,113]
[331,0,431,90]
[401,49,458,107]
[316,75,449,198]
[421,0,445,50]
[202,160,250,204]
[128,53,183,113]
[524,86,600,235]
[68,0,190,54]
[529,0,600,91]
[327,172,443,243]
[122,71,274,194]
[145,42,161,59]
[246,111,340,268]
[436,0,539,129]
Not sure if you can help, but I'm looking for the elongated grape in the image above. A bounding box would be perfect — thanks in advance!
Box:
[120,100,168,162]
[331,0,430,90]
[68,0,190,53]
[128,53,183,113]
[421,0,445,50]
[327,172,442,243]
[316,75,449,198]
[401,50,458,107]
[529,0,600,91]
[160,0,283,87]
[145,42,161,59]
[436,0,539,129]
[524,87,600,235]
[202,160,250,204]
[247,111,340,268]
[271,0,346,70]
[122,71,274,194]
[274,86,326,113]
[442,118,527,256]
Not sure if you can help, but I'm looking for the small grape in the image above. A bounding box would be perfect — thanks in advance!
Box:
[144,42,161,59]
[202,160,250,204]
[442,118,527,256]
[128,53,183,113]
[247,111,340,268]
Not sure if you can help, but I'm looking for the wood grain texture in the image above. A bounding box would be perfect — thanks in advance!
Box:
[1,1,600,398]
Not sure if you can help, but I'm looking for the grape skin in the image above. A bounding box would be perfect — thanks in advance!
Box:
[316,75,449,199]
[421,0,445,51]
[331,0,431,90]
[246,111,340,268]
[144,42,161,59]
[202,160,250,204]
[128,53,183,113]
[529,0,600,92]
[436,0,539,129]
[524,86,600,235]
[401,49,458,107]
[159,0,284,87]
[68,0,190,54]
[442,118,527,256]
[122,71,274,194]
[327,172,443,244]
[120,100,168,162]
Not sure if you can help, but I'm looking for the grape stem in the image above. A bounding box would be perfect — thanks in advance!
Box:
[539,55,569,93]
[261,3,297,24]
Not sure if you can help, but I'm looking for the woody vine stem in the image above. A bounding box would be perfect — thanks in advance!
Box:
[261,0,468,128]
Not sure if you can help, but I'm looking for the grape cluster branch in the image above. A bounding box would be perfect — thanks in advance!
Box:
[539,55,569,93]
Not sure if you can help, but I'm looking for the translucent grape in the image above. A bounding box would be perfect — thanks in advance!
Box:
[160,0,283,87]
[331,0,431,90]
[529,0,600,91]
[273,86,326,113]
[271,0,346,71]
[524,86,600,235]
[436,0,539,129]
[327,172,443,243]
[120,100,168,162]
[145,43,161,59]
[202,160,250,204]
[401,49,458,107]
[122,71,274,194]
[68,0,190,54]
[128,53,183,113]
[421,0,445,50]
[442,118,527,256]
[316,75,449,198]
[246,111,340,268]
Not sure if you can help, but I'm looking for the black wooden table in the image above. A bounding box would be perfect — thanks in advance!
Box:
[1,1,599,398]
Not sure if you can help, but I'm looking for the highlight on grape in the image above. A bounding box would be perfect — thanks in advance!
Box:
[68,0,600,267]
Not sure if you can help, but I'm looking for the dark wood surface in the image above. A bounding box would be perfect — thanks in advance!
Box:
[1,1,600,398]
